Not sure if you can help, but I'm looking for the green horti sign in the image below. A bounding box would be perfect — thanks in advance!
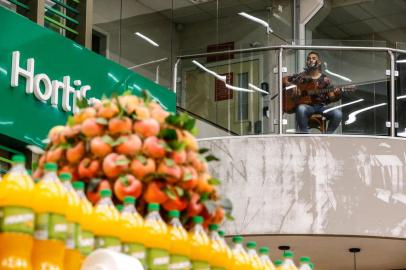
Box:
[0,6,175,146]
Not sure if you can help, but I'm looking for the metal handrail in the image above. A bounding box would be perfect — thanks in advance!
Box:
[176,45,406,59]
[174,44,406,137]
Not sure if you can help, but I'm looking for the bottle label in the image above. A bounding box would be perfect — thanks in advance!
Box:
[123,242,146,266]
[191,260,210,270]
[147,248,169,269]
[170,254,190,270]
[78,229,95,256]
[96,236,121,252]
[34,213,67,241]
[0,206,34,234]
[212,267,226,270]
[66,222,80,249]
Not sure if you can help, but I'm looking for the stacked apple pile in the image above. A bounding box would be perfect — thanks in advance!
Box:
[33,92,231,226]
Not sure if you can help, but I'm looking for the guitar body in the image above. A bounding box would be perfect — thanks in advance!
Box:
[283,80,318,114]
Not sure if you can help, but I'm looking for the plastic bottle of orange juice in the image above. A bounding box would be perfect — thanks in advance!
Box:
[280,251,297,270]
[273,260,283,270]
[298,257,311,270]
[59,172,82,270]
[144,203,170,270]
[72,181,95,257]
[168,210,190,270]
[93,189,121,252]
[208,224,230,270]
[189,216,211,270]
[116,205,124,212]
[32,162,68,270]
[246,242,263,270]
[0,155,35,270]
[218,230,233,270]
[230,236,250,270]
[120,196,146,268]
[259,247,275,270]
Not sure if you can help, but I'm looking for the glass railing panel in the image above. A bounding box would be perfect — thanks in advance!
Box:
[395,42,406,137]
[281,48,389,136]
[177,49,282,136]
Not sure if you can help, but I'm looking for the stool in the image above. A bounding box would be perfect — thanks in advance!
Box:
[308,114,327,133]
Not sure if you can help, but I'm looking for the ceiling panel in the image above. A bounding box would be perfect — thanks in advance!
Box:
[327,5,373,26]
[317,25,351,39]
[379,14,406,29]
[338,18,389,36]
[360,0,406,17]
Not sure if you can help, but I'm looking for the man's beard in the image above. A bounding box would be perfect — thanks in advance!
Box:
[305,62,320,72]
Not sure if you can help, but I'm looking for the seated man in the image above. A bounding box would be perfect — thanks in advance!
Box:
[283,51,343,134]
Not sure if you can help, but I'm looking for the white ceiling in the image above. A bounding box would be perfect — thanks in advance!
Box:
[314,0,406,41]
[93,0,288,25]
[225,234,406,270]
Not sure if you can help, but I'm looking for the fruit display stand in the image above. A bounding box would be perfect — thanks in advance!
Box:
[33,91,232,228]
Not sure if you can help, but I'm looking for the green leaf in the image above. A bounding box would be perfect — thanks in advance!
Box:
[168,141,186,151]
[164,188,177,200]
[205,155,220,162]
[76,97,89,109]
[59,143,71,150]
[102,135,115,146]
[87,178,101,192]
[199,192,210,203]
[96,118,108,125]
[191,127,199,136]
[141,90,153,104]
[67,116,75,127]
[165,114,181,126]
[164,158,175,167]
[225,212,235,221]
[119,175,129,186]
[183,118,196,131]
[203,200,217,215]
[115,157,129,166]
[159,141,171,152]
[208,178,221,185]
[198,148,210,154]
[122,90,132,96]
[136,155,147,165]
[183,171,193,181]
[112,136,128,147]
[175,186,184,197]
[159,128,177,141]
[220,198,233,212]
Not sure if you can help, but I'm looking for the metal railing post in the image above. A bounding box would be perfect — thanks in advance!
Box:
[278,48,284,135]
[172,59,180,94]
[388,50,396,137]
[155,65,160,84]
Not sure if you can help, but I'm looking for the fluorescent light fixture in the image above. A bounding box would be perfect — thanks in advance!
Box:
[397,95,406,100]
[238,12,273,34]
[396,59,406,63]
[285,85,297,90]
[225,84,254,93]
[248,83,268,94]
[323,98,364,114]
[192,60,226,82]
[192,60,253,92]
[324,62,352,82]
[345,103,386,125]
[135,32,159,47]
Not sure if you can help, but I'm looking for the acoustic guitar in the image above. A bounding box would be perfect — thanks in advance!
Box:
[282,80,355,114]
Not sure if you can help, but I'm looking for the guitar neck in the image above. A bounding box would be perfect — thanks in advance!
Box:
[306,86,348,96]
